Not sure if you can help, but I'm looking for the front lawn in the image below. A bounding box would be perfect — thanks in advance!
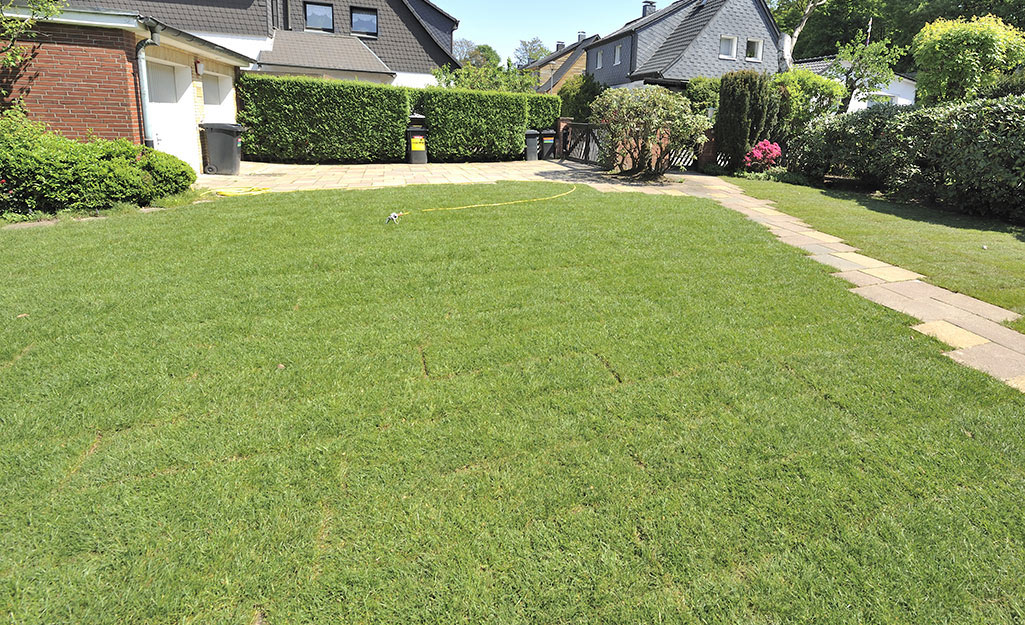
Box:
[2,182,1024,623]
[731,178,1025,333]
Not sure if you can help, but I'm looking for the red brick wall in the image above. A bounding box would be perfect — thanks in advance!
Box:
[1,23,143,143]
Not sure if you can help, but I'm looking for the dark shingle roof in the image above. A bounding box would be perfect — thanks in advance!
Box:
[599,0,695,42]
[258,30,393,74]
[67,0,270,36]
[400,0,459,67]
[634,0,727,77]
[796,55,918,83]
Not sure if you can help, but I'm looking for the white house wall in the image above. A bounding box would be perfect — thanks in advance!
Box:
[848,75,917,111]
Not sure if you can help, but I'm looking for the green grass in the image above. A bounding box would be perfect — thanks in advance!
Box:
[731,178,1025,333]
[2,182,1024,623]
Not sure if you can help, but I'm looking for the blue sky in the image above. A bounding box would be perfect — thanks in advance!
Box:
[438,0,648,62]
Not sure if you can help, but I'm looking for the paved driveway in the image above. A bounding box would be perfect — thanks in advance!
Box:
[196,160,698,195]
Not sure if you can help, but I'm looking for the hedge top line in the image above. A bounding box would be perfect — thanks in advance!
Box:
[236,73,562,126]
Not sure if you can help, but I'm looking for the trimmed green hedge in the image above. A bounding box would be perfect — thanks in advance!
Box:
[236,74,410,163]
[419,88,527,162]
[0,109,195,215]
[237,74,559,163]
[790,96,1025,222]
[527,94,562,130]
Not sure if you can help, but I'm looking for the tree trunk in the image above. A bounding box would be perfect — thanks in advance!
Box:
[785,0,829,64]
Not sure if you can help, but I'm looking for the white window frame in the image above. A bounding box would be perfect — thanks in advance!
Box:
[719,35,738,60]
[596,49,604,69]
[745,38,763,63]
[614,44,622,65]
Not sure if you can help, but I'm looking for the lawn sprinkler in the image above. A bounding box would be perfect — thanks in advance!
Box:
[386,212,408,224]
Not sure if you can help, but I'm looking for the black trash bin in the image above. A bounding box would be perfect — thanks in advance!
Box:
[199,123,246,175]
[524,130,539,161]
[540,130,557,160]
[407,114,429,164]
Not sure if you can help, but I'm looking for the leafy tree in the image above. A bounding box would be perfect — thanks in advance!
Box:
[771,0,833,67]
[828,32,906,110]
[913,15,1025,102]
[558,74,605,121]
[452,38,477,64]
[514,37,551,67]
[466,44,501,68]
[431,61,539,93]
[772,68,847,138]
[590,86,711,177]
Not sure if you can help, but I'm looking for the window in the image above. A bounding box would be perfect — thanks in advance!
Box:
[614,44,622,65]
[202,74,224,106]
[351,8,378,37]
[146,62,179,103]
[745,39,763,62]
[596,49,604,69]
[719,35,737,60]
[305,2,333,32]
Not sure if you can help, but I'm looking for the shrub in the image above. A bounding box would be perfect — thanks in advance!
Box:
[236,73,411,163]
[681,77,720,112]
[716,70,781,170]
[590,86,711,177]
[526,94,561,130]
[789,97,1025,222]
[976,72,1025,99]
[0,109,193,215]
[772,69,847,140]
[744,140,782,172]
[419,88,527,161]
[558,74,606,122]
[913,16,1025,103]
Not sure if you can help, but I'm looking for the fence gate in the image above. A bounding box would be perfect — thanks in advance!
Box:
[563,123,602,165]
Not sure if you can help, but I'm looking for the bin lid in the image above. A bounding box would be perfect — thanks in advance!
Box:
[199,123,247,132]
[525,129,540,137]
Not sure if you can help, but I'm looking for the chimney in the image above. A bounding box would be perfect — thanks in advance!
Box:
[578,31,586,42]
[642,1,657,17]
[556,41,565,51]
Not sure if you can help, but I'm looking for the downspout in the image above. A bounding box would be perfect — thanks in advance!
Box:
[135,19,164,148]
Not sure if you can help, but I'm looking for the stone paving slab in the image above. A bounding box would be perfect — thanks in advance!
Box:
[947,343,1025,381]
[913,321,991,350]
[832,270,887,287]
[861,266,924,282]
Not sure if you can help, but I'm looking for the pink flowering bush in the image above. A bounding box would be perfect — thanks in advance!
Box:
[743,140,782,172]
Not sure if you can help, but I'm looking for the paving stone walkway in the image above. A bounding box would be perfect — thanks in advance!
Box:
[672,173,1025,394]
[192,161,1025,393]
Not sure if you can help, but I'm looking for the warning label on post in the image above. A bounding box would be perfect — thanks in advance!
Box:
[411,136,426,151]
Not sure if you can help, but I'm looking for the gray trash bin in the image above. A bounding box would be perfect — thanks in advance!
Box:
[525,130,539,161]
[199,123,246,175]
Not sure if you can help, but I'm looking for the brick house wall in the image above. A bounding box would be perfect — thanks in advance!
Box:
[2,23,143,142]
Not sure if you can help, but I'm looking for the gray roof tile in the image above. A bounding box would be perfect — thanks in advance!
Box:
[634,0,726,77]
[258,30,393,73]
[68,0,271,36]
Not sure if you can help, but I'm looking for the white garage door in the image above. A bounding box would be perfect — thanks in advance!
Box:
[146,60,201,173]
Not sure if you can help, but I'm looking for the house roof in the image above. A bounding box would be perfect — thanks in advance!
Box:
[795,55,917,84]
[400,0,461,68]
[524,34,598,70]
[258,30,394,75]
[634,0,728,78]
[537,36,599,92]
[67,0,271,37]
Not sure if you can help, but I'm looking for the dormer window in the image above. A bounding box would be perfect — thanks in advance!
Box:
[351,8,378,37]
[304,3,333,32]
[746,39,763,62]
[719,35,737,60]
